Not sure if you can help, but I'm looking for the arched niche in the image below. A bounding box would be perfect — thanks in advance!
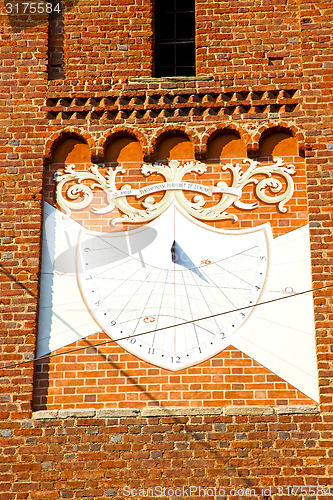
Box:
[51,137,91,164]
[155,135,194,162]
[104,136,143,163]
[45,136,91,206]
[206,131,247,160]
[259,130,298,157]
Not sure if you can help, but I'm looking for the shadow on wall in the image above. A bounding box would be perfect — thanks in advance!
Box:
[5,0,79,78]
[44,134,92,206]
[206,130,247,160]
[258,130,298,158]
[43,127,300,208]
[45,126,300,168]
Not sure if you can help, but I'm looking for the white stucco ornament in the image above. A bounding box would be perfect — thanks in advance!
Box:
[54,157,296,224]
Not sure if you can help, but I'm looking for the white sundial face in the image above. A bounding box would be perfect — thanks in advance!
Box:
[76,204,271,371]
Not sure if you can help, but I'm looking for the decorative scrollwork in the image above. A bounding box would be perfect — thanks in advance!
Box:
[55,158,296,224]
[225,157,296,214]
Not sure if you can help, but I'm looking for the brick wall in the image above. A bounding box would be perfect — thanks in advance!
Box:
[299,0,333,416]
[2,405,332,500]
[33,341,313,410]
[1,0,333,497]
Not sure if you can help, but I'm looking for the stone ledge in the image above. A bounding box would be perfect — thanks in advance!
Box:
[32,405,320,420]
[127,75,214,83]
[32,410,59,420]
[96,409,140,418]
[224,406,275,416]
[275,405,319,415]
[58,409,96,419]
[141,407,223,417]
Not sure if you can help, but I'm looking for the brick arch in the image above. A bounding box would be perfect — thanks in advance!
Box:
[202,124,250,160]
[43,130,95,207]
[98,127,148,160]
[253,123,304,157]
[150,126,200,159]
[202,124,250,155]
[44,128,95,161]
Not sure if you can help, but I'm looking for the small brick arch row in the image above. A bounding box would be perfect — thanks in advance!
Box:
[45,123,304,164]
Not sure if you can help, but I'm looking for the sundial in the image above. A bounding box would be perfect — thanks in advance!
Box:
[37,158,318,400]
[77,205,270,370]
